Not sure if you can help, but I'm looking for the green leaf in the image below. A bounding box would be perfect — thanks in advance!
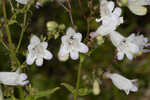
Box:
[61,83,75,94]
[25,96,36,100]
[61,83,91,96]
[8,20,18,25]
[78,88,91,96]
[34,87,60,99]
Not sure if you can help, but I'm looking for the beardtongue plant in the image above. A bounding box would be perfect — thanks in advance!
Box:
[0,0,150,100]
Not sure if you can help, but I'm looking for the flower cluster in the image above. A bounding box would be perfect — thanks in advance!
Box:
[90,0,150,94]
[92,0,150,61]
[4,0,150,96]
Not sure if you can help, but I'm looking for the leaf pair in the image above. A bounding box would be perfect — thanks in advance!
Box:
[61,83,91,96]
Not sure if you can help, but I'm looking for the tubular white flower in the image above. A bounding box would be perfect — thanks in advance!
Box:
[109,31,139,60]
[127,33,150,53]
[58,27,89,61]
[105,72,138,95]
[95,0,123,36]
[0,69,29,86]
[26,35,53,66]
[128,0,150,16]
[16,0,28,5]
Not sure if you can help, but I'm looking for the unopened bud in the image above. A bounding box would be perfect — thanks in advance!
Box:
[46,21,58,31]
[93,79,100,95]
[96,35,104,45]
[119,0,128,6]
[58,24,65,30]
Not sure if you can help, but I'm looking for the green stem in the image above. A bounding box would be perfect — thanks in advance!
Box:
[2,0,20,66]
[73,56,85,100]
[16,4,31,53]
[0,39,9,50]
[84,19,90,42]
[16,26,26,53]
[18,87,24,100]
[0,31,9,50]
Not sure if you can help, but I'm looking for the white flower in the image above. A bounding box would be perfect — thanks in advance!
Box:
[0,68,29,86]
[128,0,150,16]
[127,33,150,53]
[16,0,28,5]
[105,72,138,95]
[35,2,43,9]
[26,35,53,66]
[95,0,123,36]
[58,27,89,61]
[109,31,139,60]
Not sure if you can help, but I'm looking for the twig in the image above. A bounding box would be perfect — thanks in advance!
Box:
[16,12,27,53]
[78,0,86,20]
[67,0,75,28]
[56,0,75,28]
[56,0,70,12]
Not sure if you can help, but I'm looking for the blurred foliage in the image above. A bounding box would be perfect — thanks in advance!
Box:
[0,0,150,100]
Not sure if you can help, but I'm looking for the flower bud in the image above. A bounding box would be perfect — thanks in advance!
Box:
[119,0,128,6]
[93,79,100,95]
[58,24,65,30]
[96,35,104,45]
[46,21,58,31]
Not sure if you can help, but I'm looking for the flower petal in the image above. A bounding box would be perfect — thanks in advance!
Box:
[66,27,76,35]
[128,5,147,16]
[113,7,122,16]
[110,31,125,47]
[43,50,53,60]
[58,45,69,61]
[70,51,79,60]
[131,85,138,92]
[20,80,29,86]
[61,35,68,44]
[79,43,89,53]
[126,52,133,60]
[107,1,115,12]
[26,53,36,65]
[36,58,43,66]
[74,33,82,42]
[128,43,139,53]
[41,42,48,49]
[96,25,112,36]
[117,52,124,60]
[16,0,27,5]
[30,35,40,46]
[58,53,69,61]
[20,73,28,80]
